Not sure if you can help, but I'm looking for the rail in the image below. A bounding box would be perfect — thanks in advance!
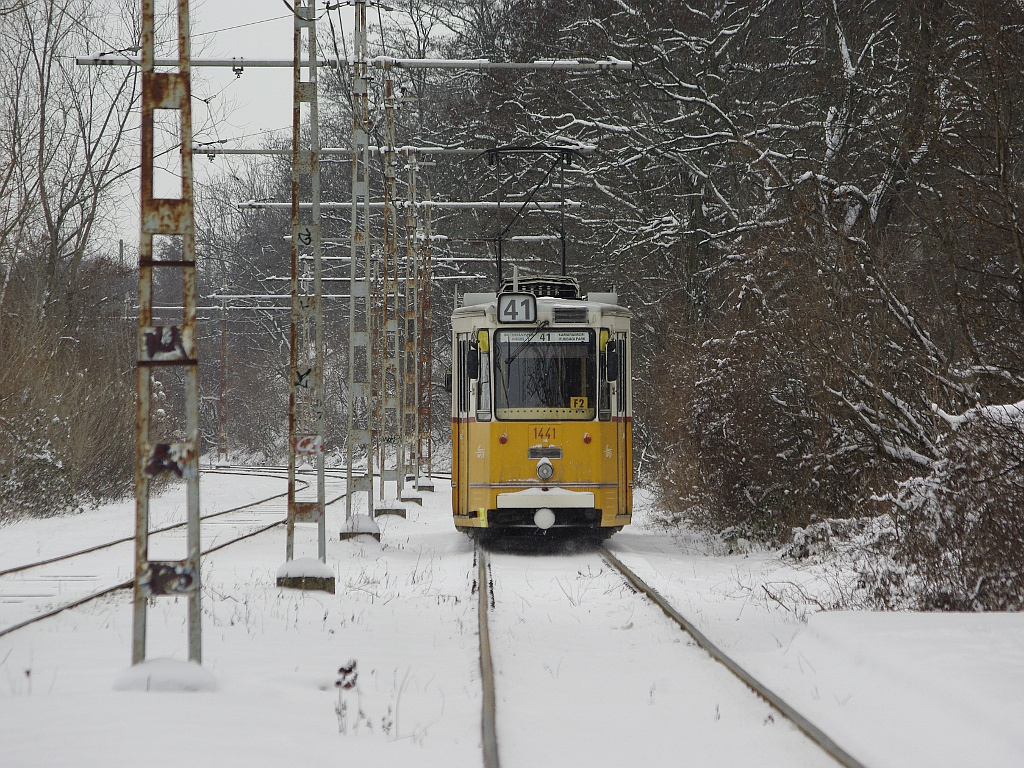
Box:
[0,468,352,640]
[477,547,501,768]
[599,547,866,768]
[0,467,297,579]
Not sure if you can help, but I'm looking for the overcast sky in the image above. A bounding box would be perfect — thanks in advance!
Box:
[189,0,342,148]
[98,1,358,247]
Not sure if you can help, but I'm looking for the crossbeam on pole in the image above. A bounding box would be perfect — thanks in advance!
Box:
[239,200,582,210]
[77,55,632,71]
[195,144,597,157]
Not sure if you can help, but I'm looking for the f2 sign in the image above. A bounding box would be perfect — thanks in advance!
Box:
[497,293,537,324]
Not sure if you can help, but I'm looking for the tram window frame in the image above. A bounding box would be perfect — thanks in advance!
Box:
[598,329,612,422]
[616,335,628,413]
[457,339,471,415]
[476,350,492,422]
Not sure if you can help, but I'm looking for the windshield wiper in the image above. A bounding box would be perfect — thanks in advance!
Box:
[505,320,550,366]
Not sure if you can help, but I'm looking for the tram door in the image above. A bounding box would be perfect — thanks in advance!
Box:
[454,335,472,515]
[614,332,631,515]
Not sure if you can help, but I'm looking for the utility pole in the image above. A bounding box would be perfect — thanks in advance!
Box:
[402,153,420,497]
[132,0,202,666]
[416,176,436,490]
[373,60,406,515]
[344,0,376,530]
[279,0,333,592]
[217,288,229,466]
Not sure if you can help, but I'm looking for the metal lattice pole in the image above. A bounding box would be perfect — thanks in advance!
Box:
[285,0,328,566]
[345,0,375,522]
[378,65,403,505]
[133,0,201,665]
[418,178,435,484]
[403,154,419,487]
[217,289,228,466]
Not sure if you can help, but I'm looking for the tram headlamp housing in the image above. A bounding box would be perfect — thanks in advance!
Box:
[536,458,554,481]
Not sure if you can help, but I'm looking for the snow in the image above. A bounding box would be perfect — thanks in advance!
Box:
[1,474,1022,767]
[341,513,380,535]
[937,398,1024,430]
[113,659,219,693]
[610,519,1024,767]
[276,557,335,579]
[487,550,833,766]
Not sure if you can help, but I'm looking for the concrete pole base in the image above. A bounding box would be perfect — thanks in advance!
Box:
[276,575,336,594]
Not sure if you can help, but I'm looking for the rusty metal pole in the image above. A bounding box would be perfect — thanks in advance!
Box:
[345,0,375,526]
[134,0,201,665]
[281,0,330,581]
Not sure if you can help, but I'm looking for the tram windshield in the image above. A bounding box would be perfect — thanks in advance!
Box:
[493,329,595,420]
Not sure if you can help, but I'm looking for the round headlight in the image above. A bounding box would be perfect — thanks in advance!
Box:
[536,459,554,481]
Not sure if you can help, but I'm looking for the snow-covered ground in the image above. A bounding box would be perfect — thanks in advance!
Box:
[1,471,1022,767]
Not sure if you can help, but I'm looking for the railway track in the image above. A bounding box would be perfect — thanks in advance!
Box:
[0,467,347,639]
[476,543,866,768]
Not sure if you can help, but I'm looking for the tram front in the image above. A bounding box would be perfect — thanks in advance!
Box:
[451,279,632,539]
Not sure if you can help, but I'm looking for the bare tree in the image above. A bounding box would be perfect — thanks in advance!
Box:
[0,0,141,517]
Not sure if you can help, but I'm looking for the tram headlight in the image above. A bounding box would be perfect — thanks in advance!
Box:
[536,458,554,481]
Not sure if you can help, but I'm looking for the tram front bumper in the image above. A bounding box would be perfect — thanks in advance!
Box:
[491,488,600,530]
[495,487,595,509]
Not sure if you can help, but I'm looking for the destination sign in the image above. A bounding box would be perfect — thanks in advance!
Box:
[499,331,591,344]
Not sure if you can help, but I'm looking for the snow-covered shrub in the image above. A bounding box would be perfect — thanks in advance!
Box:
[787,515,899,561]
[651,327,813,540]
[882,402,1024,611]
[787,514,915,610]
[0,254,135,519]
[650,284,894,543]
[0,413,76,520]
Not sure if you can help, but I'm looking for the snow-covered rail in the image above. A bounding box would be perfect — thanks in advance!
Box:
[477,542,864,768]
[0,468,298,580]
[477,548,500,768]
[0,468,347,639]
[600,547,866,768]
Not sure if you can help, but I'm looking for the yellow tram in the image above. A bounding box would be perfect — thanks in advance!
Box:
[451,276,632,538]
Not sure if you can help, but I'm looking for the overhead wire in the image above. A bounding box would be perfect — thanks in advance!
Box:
[193,14,292,38]
[325,2,353,113]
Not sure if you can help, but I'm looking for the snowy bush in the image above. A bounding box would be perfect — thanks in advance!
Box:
[0,254,135,520]
[0,413,76,520]
[786,514,916,610]
[781,402,1024,613]
[650,295,895,543]
[881,402,1024,611]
